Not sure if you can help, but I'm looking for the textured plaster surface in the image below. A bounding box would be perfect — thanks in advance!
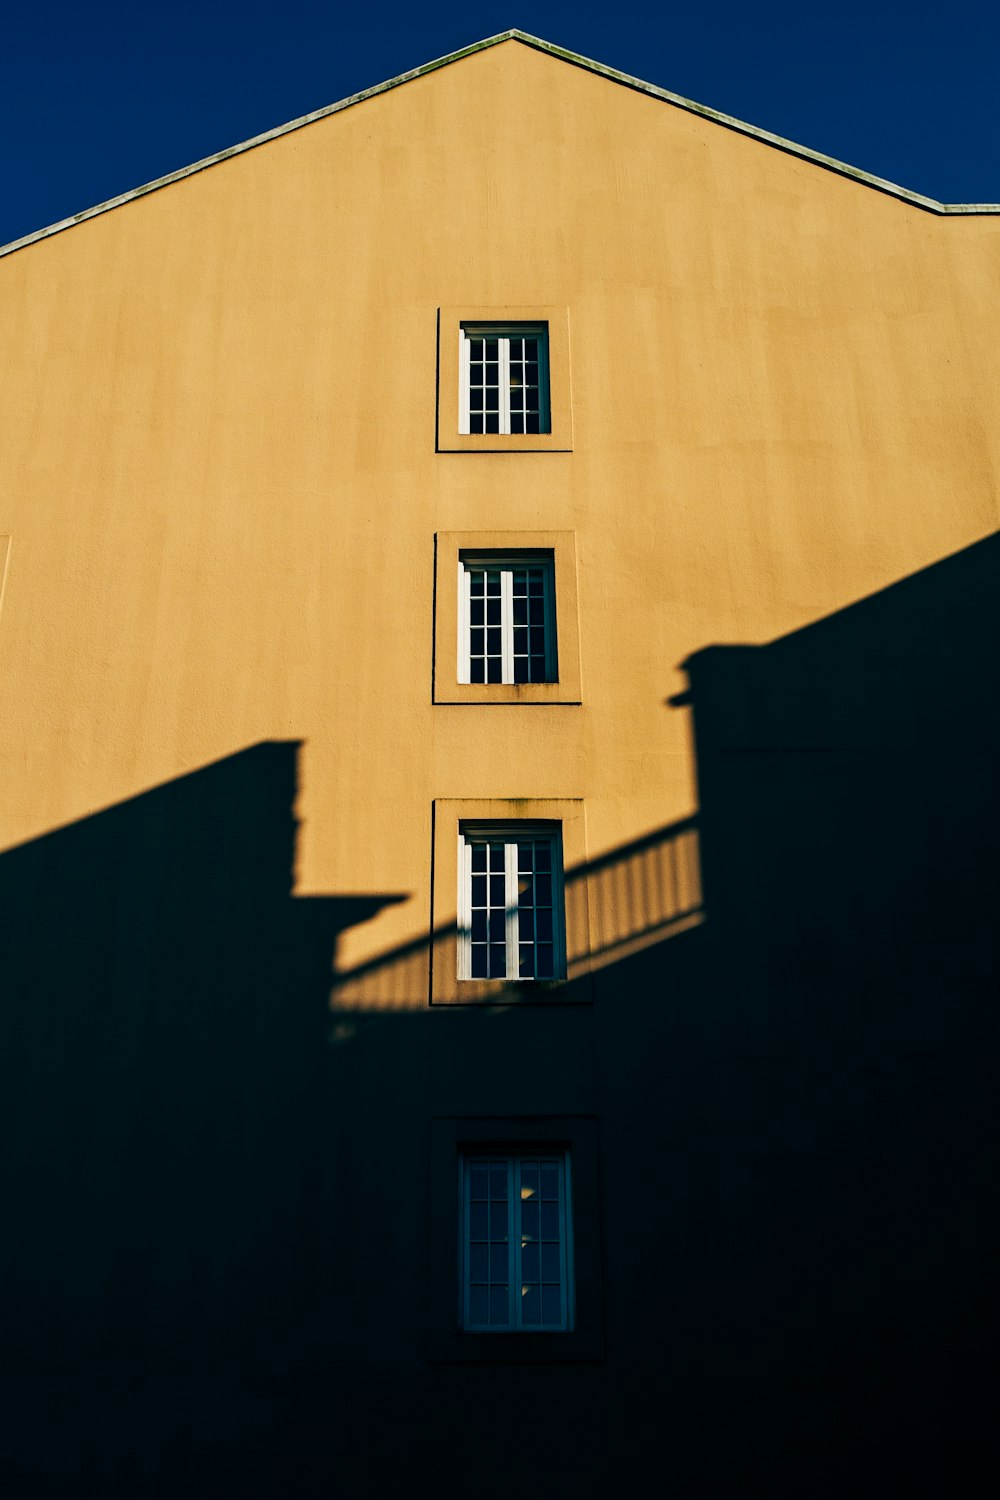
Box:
[1,38,997,982]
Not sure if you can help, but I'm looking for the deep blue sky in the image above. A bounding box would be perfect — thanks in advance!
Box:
[2,0,998,249]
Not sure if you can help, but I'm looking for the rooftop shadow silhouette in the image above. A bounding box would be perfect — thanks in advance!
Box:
[0,743,405,1497]
[2,535,997,1498]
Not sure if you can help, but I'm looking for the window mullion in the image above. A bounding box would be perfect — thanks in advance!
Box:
[500,569,514,682]
[505,841,519,980]
[500,338,511,434]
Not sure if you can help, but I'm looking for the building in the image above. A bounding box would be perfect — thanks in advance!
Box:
[1,30,997,1498]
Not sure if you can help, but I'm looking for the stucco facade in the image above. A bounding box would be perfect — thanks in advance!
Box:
[1,33,997,1498]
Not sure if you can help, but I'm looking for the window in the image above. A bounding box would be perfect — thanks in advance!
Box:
[458,824,564,982]
[434,531,581,706]
[459,324,550,436]
[432,799,590,1005]
[428,1116,602,1361]
[461,1151,574,1332]
[436,306,571,453]
[458,553,556,685]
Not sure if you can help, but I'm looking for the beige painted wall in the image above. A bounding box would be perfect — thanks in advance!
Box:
[1,39,997,987]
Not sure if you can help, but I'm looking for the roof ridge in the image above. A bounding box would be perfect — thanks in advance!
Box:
[2,29,997,258]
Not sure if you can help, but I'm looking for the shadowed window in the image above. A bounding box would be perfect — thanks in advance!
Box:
[459,323,550,435]
[462,1152,573,1332]
[458,824,564,981]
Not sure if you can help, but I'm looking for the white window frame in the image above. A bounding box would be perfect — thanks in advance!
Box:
[458,323,551,436]
[460,1151,575,1333]
[456,553,558,685]
[456,823,566,982]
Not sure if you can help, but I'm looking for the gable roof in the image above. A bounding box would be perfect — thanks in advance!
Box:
[2,29,997,259]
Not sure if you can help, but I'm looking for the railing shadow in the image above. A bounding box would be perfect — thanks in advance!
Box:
[331,815,704,1009]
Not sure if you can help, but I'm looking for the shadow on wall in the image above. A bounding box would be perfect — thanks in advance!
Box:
[1,534,997,1498]
[0,743,405,1495]
[332,814,704,1009]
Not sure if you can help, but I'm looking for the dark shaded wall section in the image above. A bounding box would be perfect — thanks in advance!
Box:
[2,537,997,1498]
[667,533,999,1486]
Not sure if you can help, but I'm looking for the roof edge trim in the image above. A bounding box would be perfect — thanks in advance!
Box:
[2,29,997,259]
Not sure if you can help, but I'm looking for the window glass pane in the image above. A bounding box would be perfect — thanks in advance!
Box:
[541,1243,561,1280]
[489,943,506,977]
[521,1200,539,1240]
[521,1163,539,1199]
[471,946,487,979]
[521,1284,541,1325]
[470,1164,489,1198]
[471,845,487,873]
[469,1286,489,1325]
[470,1203,488,1240]
[470,598,484,626]
[541,1286,561,1324]
[490,1243,509,1280]
[540,1164,559,1199]
[521,1242,540,1281]
[536,945,554,979]
[490,1286,508,1325]
[470,1244,488,1281]
[469,658,484,683]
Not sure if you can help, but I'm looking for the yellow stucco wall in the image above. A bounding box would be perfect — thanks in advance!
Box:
[1,39,997,989]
